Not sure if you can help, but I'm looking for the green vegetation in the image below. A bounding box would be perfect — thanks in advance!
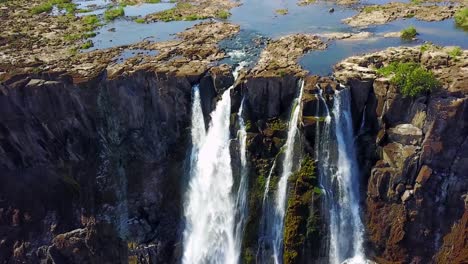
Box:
[31,0,77,14]
[276,9,288,15]
[400,26,417,40]
[134,17,146,23]
[298,0,316,5]
[31,2,54,14]
[410,0,422,4]
[82,14,100,29]
[80,40,94,49]
[216,10,230,19]
[377,62,440,97]
[284,156,318,264]
[454,8,468,30]
[61,15,101,43]
[146,0,162,3]
[363,5,382,13]
[448,46,462,59]
[420,42,435,53]
[104,6,125,21]
[268,118,288,131]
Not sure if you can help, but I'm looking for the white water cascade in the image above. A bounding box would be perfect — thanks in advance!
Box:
[316,88,367,264]
[234,98,249,260]
[183,65,246,264]
[257,80,304,264]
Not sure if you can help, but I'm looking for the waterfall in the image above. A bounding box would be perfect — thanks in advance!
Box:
[317,88,366,264]
[257,80,304,264]
[234,98,249,260]
[189,84,206,169]
[183,65,245,264]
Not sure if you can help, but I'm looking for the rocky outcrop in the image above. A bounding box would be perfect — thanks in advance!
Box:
[343,3,462,27]
[251,34,327,77]
[334,45,468,263]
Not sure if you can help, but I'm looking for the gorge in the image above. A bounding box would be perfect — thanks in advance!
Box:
[0,0,467,263]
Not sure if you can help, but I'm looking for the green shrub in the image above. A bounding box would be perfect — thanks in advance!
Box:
[401,26,417,40]
[145,0,161,2]
[31,0,77,14]
[448,46,462,58]
[454,8,468,30]
[377,62,440,97]
[80,40,94,49]
[217,9,230,19]
[104,6,125,21]
[134,18,146,23]
[276,9,288,15]
[31,2,53,14]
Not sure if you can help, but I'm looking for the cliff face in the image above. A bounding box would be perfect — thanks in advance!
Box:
[335,46,468,263]
[0,70,197,263]
[0,46,466,264]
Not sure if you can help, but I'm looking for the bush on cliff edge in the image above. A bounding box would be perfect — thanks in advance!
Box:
[377,62,440,97]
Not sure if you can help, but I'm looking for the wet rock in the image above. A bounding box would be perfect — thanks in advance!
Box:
[387,124,423,145]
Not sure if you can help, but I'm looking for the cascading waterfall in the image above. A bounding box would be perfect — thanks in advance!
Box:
[317,88,366,264]
[257,80,304,264]
[234,98,249,260]
[183,65,245,264]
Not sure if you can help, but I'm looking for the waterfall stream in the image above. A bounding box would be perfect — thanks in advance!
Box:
[184,78,366,264]
[234,98,249,261]
[257,80,304,264]
[183,85,236,264]
[183,65,246,264]
[317,88,366,264]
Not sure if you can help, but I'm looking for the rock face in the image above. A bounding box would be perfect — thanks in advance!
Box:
[0,69,202,263]
[335,46,468,263]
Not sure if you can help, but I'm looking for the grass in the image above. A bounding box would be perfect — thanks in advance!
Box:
[31,2,53,14]
[420,42,435,53]
[276,9,288,15]
[363,5,382,13]
[377,62,440,97]
[410,0,422,4]
[104,6,125,21]
[400,26,417,40]
[80,40,94,49]
[216,10,230,19]
[454,8,468,31]
[153,3,211,22]
[31,0,77,14]
[448,46,462,59]
[134,17,146,23]
[146,0,161,2]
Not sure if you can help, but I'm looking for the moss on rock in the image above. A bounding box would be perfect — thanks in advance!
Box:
[283,155,320,264]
